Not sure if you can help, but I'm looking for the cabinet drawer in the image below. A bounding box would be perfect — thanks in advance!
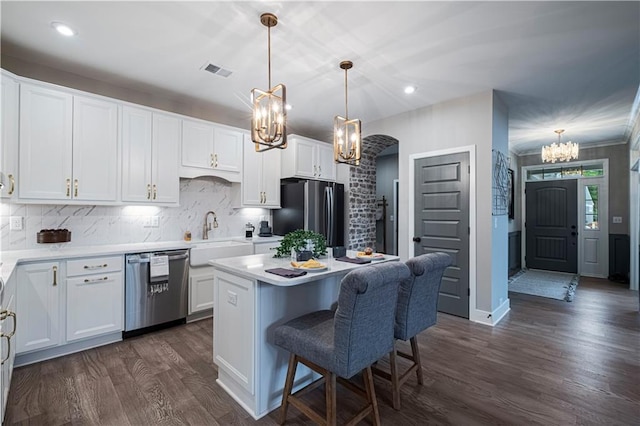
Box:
[67,255,123,276]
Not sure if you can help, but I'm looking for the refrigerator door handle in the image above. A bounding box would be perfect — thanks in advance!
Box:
[327,186,334,246]
[323,187,330,244]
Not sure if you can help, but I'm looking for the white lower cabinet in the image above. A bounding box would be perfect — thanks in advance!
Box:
[66,255,123,342]
[16,262,61,353]
[253,240,282,255]
[1,272,17,421]
[189,269,214,314]
[16,255,124,358]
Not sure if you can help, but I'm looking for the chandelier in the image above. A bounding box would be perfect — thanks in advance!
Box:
[251,13,287,152]
[541,129,578,163]
[334,60,361,166]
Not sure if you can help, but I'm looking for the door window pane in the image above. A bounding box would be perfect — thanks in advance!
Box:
[584,185,599,230]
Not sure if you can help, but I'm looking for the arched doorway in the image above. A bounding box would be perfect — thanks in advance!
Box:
[347,134,398,250]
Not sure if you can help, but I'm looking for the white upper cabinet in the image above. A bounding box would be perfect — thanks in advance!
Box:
[19,83,119,202]
[19,83,73,200]
[233,135,281,208]
[122,106,180,205]
[180,118,242,181]
[1,71,19,199]
[281,135,336,182]
[72,95,119,201]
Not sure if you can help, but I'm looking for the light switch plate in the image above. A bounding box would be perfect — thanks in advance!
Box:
[9,216,22,231]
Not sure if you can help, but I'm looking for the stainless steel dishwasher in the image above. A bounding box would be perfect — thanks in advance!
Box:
[124,249,189,337]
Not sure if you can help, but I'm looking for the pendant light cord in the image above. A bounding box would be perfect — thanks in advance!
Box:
[344,67,349,119]
[267,25,272,88]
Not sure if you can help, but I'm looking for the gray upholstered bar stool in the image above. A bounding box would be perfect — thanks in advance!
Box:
[374,252,451,410]
[274,262,411,426]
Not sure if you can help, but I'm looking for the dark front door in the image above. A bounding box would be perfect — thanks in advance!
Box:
[413,152,470,318]
[525,180,578,273]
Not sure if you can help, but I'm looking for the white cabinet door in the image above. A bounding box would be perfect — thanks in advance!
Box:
[16,262,61,353]
[261,148,281,208]
[316,143,336,182]
[293,138,316,178]
[66,272,123,342]
[1,72,19,199]
[189,271,214,314]
[152,113,180,204]
[253,241,282,255]
[242,144,264,206]
[121,106,153,203]
[182,118,214,169]
[72,95,119,201]
[0,273,17,419]
[19,84,73,200]
[213,126,243,174]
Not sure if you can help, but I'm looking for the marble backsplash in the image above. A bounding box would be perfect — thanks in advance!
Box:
[0,177,271,251]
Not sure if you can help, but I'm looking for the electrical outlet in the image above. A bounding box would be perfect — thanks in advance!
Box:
[151,215,159,227]
[9,216,23,231]
[612,216,622,224]
[227,291,238,306]
[142,216,151,227]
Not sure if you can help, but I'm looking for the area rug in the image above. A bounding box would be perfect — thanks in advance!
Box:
[508,269,579,302]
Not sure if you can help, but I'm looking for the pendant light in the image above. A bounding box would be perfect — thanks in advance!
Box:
[541,129,579,163]
[251,13,287,152]
[333,60,361,166]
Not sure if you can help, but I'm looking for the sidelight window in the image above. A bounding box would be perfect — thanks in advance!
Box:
[584,185,599,230]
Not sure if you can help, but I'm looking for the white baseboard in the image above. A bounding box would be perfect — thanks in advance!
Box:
[470,298,510,326]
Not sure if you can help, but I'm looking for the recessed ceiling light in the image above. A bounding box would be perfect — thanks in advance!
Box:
[52,22,76,37]
[404,86,416,95]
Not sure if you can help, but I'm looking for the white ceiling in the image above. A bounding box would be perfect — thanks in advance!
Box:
[1,1,638,154]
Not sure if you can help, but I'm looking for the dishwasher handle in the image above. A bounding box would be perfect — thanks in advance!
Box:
[126,253,189,264]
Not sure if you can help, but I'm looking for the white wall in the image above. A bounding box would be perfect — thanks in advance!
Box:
[366,90,509,321]
[1,177,270,250]
[491,93,510,312]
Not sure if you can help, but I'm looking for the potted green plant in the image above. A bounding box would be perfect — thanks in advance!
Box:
[274,229,327,259]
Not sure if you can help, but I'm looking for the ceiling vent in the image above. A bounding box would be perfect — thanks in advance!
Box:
[202,62,232,78]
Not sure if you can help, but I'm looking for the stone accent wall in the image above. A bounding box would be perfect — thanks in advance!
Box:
[348,134,398,250]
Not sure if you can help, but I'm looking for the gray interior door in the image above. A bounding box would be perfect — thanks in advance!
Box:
[414,152,470,318]
[525,180,578,273]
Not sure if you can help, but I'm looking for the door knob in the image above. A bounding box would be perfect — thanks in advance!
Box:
[412,237,421,243]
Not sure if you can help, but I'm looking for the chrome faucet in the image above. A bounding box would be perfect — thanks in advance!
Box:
[202,210,218,240]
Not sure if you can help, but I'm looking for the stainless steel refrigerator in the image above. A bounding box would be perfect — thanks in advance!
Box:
[273,179,345,247]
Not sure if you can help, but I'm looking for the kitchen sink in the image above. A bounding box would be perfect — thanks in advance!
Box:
[189,240,253,266]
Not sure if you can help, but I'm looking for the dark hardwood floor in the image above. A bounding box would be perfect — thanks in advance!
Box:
[5,277,639,425]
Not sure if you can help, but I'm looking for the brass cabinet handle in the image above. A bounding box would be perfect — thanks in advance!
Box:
[66,179,71,197]
[83,277,109,284]
[318,165,322,176]
[147,184,151,200]
[313,165,317,176]
[214,153,218,168]
[74,179,78,197]
[52,265,58,286]
[84,264,108,270]
[153,184,157,200]
[0,334,9,365]
[8,174,14,195]
[0,310,16,338]
[210,153,215,168]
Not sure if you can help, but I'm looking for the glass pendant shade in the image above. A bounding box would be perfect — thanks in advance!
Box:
[251,13,287,152]
[333,60,361,166]
[541,129,579,163]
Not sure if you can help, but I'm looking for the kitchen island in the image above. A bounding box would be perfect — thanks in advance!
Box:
[209,251,399,419]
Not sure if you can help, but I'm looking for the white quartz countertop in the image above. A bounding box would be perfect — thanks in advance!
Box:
[209,251,399,287]
[0,235,284,284]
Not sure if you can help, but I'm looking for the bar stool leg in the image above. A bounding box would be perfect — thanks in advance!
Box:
[280,354,298,424]
[326,371,337,426]
[389,342,401,410]
[363,366,381,426]
[410,336,423,385]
